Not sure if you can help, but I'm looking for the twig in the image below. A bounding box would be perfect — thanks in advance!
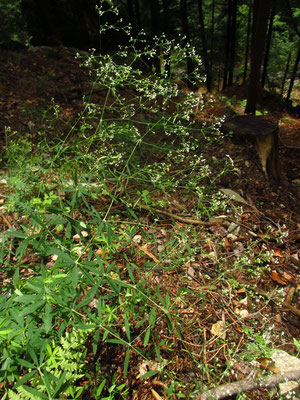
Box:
[140,205,222,226]
[196,369,300,400]
[1,215,11,228]
[290,256,300,271]
[254,288,300,318]
[281,302,300,318]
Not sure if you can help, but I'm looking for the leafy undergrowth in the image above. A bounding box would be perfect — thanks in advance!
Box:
[0,18,300,400]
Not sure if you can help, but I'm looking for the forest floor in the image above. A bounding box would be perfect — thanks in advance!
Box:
[0,47,299,400]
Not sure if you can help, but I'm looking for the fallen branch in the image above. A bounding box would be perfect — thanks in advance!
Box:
[196,369,300,400]
[140,205,222,226]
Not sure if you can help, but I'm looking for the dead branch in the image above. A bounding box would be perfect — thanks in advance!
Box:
[140,205,222,226]
[196,369,300,400]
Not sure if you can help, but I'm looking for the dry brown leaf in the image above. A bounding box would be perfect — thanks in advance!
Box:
[96,248,108,259]
[281,272,293,282]
[211,320,226,339]
[273,248,284,258]
[224,237,232,251]
[187,264,195,277]
[174,221,183,230]
[271,270,288,285]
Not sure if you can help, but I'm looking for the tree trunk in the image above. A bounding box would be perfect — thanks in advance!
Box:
[133,0,141,30]
[261,4,275,88]
[228,0,237,86]
[286,45,300,105]
[127,0,137,35]
[245,0,271,114]
[211,0,215,68]
[280,50,291,98]
[180,0,195,85]
[222,0,232,91]
[162,0,171,77]
[243,0,252,84]
[198,0,212,91]
[150,0,161,74]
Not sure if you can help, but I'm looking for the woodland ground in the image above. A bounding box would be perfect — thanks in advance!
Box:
[0,47,299,399]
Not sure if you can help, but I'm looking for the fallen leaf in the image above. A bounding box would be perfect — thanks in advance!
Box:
[132,234,142,244]
[224,237,232,251]
[73,233,80,242]
[211,320,226,339]
[136,360,161,379]
[281,272,293,282]
[273,248,284,258]
[220,188,249,205]
[271,270,288,285]
[187,264,195,277]
[96,248,108,258]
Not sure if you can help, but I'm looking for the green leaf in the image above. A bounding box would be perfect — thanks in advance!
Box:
[43,303,52,334]
[165,292,170,309]
[123,347,130,377]
[143,327,151,348]
[95,379,106,397]
[13,294,40,305]
[41,370,52,395]
[46,247,75,264]
[14,370,37,389]
[13,267,20,287]
[22,384,48,399]
[125,260,135,283]
[153,340,162,365]
[19,299,45,317]
[31,213,46,228]
[107,338,128,346]
[66,222,72,239]
[139,370,158,380]
[71,265,78,288]
[52,371,68,397]
[0,329,13,336]
[16,358,35,369]
[28,346,38,365]
[75,282,101,309]
[7,230,27,239]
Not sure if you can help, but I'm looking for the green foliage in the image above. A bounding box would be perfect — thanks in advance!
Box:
[0,0,28,46]
[7,328,88,399]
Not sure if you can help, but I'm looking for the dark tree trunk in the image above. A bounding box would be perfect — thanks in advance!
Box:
[222,0,232,91]
[261,4,275,88]
[211,0,215,62]
[245,0,271,114]
[133,0,141,30]
[198,0,212,92]
[127,0,137,35]
[243,0,252,84]
[180,0,195,85]
[21,0,99,49]
[285,0,300,38]
[150,0,161,74]
[286,45,300,105]
[280,51,291,98]
[162,0,171,77]
[228,0,237,86]
[20,0,54,45]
